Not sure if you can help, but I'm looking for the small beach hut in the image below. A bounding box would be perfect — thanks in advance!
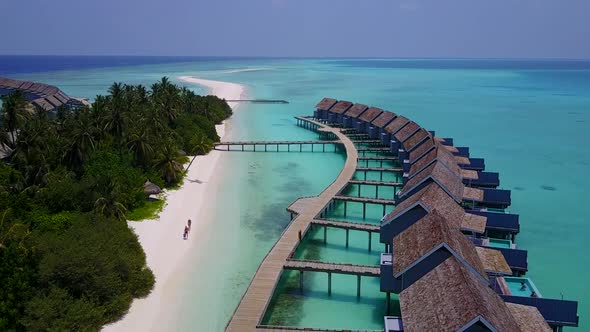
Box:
[143,180,162,197]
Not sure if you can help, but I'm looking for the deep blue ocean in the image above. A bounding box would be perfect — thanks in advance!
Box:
[1,56,589,330]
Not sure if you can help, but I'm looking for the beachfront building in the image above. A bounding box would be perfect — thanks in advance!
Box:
[0,77,90,112]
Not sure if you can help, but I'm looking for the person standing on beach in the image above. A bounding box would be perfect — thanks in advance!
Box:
[187,219,192,233]
[183,225,189,240]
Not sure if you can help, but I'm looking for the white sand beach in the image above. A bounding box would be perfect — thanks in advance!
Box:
[103,76,245,331]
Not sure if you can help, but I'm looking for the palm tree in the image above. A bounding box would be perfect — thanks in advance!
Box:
[1,90,29,148]
[153,145,184,184]
[94,181,127,221]
[127,128,154,166]
[185,134,212,171]
[151,77,179,123]
[63,115,96,171]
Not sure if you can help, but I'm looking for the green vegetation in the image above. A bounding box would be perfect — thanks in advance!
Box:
[0,78,231,331]
[127,200,166,221]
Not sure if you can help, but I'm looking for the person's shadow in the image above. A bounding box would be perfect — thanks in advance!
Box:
[188,179,204,184]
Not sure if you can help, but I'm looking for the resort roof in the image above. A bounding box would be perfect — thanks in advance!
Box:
[506,303,553,332]
[463,186,485,202]
[408,137,436,163]
[475,247,512,275]
[315,97,338,111]
[344,103,368,118]
[329,100,353,114]
[384,115,410,134]
[392,209,488,282]
[462,213,487,234]
[371,111,396,128]
[408,143,460,179]
[402,128,431,152]
[400,161,464,204]
[358,107,383,122]
[393,121,420,143]
[399,257,522,332]
[0,76,81,112]
[383,182,478,232]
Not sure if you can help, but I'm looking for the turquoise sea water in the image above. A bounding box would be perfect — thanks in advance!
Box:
[5,57,590,329]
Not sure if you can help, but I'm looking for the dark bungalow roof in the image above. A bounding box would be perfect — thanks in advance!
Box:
[467,210,520,233]
[506,303,552,332]
[399,257,521,332]
[400,161,464,204]
[383,182,481,233]
[0,76,80,112]
[408,143,460,179]
[384,115,410,134]
[315,97,338,111]
[392,209,488,282]
[371,111,396,128]
[476,246,512,275]
[358,107,383,122]
[329,100,353,114]
[393,121,420,143]
[403,128,431,152]
[408,137,436,163]
[344,103,368,118]
[502,296,579,328]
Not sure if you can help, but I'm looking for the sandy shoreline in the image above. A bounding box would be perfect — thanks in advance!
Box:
[103,76,245,331]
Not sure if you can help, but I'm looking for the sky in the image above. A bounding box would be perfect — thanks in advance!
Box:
[0,0,589,58]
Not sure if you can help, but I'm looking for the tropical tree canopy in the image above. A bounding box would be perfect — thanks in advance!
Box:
[0,78,232,331]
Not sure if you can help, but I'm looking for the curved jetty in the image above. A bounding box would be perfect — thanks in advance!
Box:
[223,99,579,331]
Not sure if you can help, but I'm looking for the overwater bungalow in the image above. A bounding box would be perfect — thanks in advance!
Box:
[369,111,396,139]
[395,257,552,332]
[380,182,488,249]
[391,121,420,152]
[381,115,410,146]
[326,100,353,124]
[341,103,368,128]
[314,97,337,120]
[380,208,489,294]
[356,106,383,132]
[467,209,520,240]
[405,143,500,188]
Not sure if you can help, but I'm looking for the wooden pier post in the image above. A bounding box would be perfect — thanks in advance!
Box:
[343,201,347,217]
[328,272,332,295]
[299,270,304,292]
[368,232,372,252]
[300,144,302,152]
[265,144,267,152]
[253,144,256,152]
[386,292,391,315]
[358,184,361,197]
[345,229,349,247]
[375,185,379,198]
[362,202,366,219]
[323,226,327,244]
[357,275,361,298]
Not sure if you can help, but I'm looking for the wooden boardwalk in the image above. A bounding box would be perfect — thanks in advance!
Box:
[348,180,403,187]
[214,140,342,152]
[284,259,380,277]
[226,118,360,332]
[257,327,381,332]
[357,147,390,152]
[312,218,380,232]
[356,167,403,173]
[333,195,396,206]
[357,156,398,161]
